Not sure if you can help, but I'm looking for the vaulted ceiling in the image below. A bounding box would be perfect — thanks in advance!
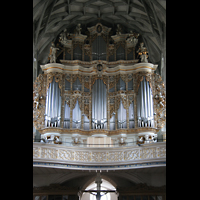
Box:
[33,0,166,67]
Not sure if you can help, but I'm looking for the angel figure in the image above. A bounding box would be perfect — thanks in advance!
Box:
[59,28,68,42]
[126,31,139,47]
[136,42,148,63]
[76,23,82,35]
[48,42,59,63]
[116,24,122,35]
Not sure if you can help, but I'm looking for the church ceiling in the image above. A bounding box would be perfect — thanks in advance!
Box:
[33,0,166,64]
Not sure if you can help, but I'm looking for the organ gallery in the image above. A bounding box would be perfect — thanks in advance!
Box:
[33,23,166,146]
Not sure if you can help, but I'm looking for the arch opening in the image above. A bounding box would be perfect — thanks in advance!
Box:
[81,179,117,200]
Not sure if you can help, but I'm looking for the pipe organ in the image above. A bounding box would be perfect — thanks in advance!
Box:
[33,23,166,146]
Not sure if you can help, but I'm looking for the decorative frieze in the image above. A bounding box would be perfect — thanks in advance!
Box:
[33,142,166,164]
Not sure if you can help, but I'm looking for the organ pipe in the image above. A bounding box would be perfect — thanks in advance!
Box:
[143,77,147,119]
[45,77,61,127]
[92,79,107,129]
[141,78,144,119]
[137,77,154,127]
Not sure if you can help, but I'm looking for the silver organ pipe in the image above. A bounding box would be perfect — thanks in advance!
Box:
[147,80,150,126]
[150,86,154,127]
[45,85,49,127]
[137,86,141,127]
[64,101,70,128]
[140,78,144,126]
[45,77,61,127]
[117,100,126,129]
[129,101,134,128]
[84,115,89,130]
[58,88,61,127]
[51,77,55,124]
[54,81,58,126]
[92,79,107,129]
[137,77,154,127]
[72,99,81,129]
[143,78,147,126]
[48,82,52,126]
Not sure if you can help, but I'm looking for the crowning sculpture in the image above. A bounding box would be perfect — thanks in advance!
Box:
[33,23,166,146]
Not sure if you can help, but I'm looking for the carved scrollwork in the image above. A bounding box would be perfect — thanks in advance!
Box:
[116,95,127,110]
[91,75,108,88]
[116,41,125,50]
[84,75,90,89]
[47,72,63,89]
[72,74,82,84]
[33,74,46,130]
[135,72,153,94]
[154,73,166,129]
[65,96,70,107]
[65,74,71,82]
[110,104,115,119]
[128,95,134,107]
[71,95,82,110]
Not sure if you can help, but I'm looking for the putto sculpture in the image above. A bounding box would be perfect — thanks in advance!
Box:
[137,42,148,63]
[48,42,59,63]
[116,24,122,35]
[59,29,70,46]
[126,31,139,48]
[75,23,82,35]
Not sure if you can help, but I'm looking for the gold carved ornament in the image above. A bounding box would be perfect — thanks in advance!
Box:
[47,72,63,94]
[135,72,153,95]
[33,74,46,130]
[70,95,82,110]
[84,103,89,119]
[65,74,71,82]
[72,74,82,84]
[91,75,108,89]
[116,96,127,111]
[154,73,166,129]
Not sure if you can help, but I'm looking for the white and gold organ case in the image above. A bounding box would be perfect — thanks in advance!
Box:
[33,23,166,146]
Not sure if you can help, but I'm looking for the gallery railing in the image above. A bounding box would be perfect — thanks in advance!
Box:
[33,142,166,169]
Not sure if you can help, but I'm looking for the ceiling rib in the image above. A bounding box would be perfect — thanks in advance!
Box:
[33,0,166,65]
